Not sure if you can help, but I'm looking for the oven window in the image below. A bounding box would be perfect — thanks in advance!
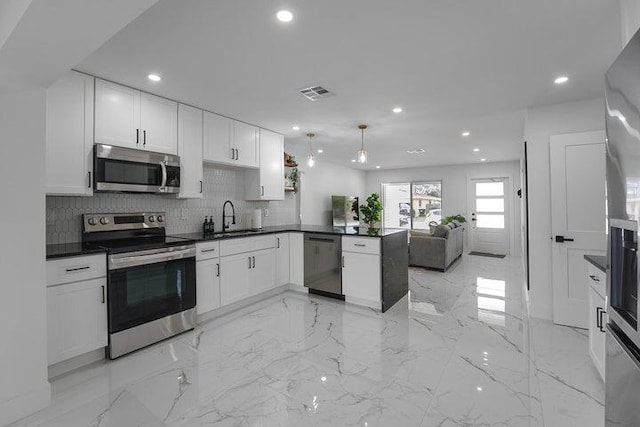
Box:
[108,257,196,333]
[611,227,638,329]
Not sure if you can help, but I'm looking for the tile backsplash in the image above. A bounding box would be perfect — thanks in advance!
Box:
[46,165,299,244]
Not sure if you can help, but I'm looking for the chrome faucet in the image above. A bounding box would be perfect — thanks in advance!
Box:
[222,200,236,232]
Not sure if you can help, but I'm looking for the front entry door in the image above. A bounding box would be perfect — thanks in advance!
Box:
[550,131,606,329]
[468,178,510,255]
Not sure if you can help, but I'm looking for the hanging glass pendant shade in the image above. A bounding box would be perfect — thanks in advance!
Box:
[306,133,315,167]
[358,124,368,164]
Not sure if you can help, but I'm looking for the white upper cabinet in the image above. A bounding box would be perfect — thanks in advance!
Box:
[94,79,177,154]
[95,79,140,149]
[177,104,204,198]
[203,111,258,168]
[203,111,233,164]
[46,71,94,196]
[140,93,178,154]
[245,128,284,200]
[233,121,259,168]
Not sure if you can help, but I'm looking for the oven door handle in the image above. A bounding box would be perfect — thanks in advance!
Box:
[160,161,167,189]
[110,247,195,270]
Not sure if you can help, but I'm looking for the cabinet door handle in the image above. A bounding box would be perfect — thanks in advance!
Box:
[200,180,203,193]
[236,148,239,160]
[101,285,105,304]
[136,128,139,145]
[596,307,602,329]
[200,248,216,253]
[342,255,345,268]
[589,274,600,282]
[252,256,256,268]
[66,266,90,272]
[354,243,366,247]
[216,263,220,277]
[277,237,280,249]
[248,257,252,269]
[231,148,235,160]
[143,130,146,146]
[599,308,607,333]
[261,186,264,196]
[88,171,92,188]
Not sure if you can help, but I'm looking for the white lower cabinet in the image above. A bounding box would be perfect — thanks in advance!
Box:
[250,249,276,295]
[196,258,221,314]
[342,252,381,303]
[587,262,607,381]
[290,233,304,286]
[276,234,290,286]
[46,254,107,366]
[220,252,252,306]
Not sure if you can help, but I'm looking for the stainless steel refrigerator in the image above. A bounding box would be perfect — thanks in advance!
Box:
[605,26,640,427]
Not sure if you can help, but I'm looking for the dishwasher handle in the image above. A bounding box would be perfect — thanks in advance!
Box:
[305,236,338,243]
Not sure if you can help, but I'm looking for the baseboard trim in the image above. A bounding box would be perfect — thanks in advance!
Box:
[0,381,51,426]
[48,348,105,380]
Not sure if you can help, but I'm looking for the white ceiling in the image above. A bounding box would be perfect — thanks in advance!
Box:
[77,0,622,170]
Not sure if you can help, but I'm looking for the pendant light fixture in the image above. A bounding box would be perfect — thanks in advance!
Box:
[357,124,368,164]
[306,133,316,167]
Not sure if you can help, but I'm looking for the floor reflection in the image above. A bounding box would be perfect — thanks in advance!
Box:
[476,276,506,326]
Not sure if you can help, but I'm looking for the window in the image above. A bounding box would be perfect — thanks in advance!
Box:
[382,181,442,229]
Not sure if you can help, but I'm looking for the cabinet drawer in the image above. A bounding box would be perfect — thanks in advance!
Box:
[46,254,107,286]
[196,241,220,261]
[587,263,606,298]
[220,237,253,256]
[252,235,276,252]
[342,236,380,255]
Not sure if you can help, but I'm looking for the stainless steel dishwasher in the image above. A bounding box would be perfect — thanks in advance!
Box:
[304,234,343,298]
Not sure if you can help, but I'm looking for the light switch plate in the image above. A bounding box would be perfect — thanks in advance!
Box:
[263,208,269,217]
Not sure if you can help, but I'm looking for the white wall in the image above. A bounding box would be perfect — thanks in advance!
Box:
[621,0,640,46]
[0,90,51,425]
[524,97,604,320]
[366,160,522,256]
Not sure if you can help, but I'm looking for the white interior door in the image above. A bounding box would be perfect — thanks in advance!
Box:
[550,131,606,328]
[468,178,510,255]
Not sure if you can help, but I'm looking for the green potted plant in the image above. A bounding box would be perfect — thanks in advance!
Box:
[360,193,383,227]
[441,214,466,225]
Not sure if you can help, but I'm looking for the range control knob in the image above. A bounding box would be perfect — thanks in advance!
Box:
[99,217,109,225]
[87,217,97,226]
[148,215,156,223]
[157,215,164,223]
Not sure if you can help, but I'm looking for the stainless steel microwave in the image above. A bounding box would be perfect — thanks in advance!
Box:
[93,144,180,194]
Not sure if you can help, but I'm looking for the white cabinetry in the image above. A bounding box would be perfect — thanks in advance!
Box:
[587,261,607,381]
[219,236,276,306]
[203,111,258,168]
[178,104,204,198]
[95,79,177,154]
[46,254,107,366]
[341,236,381,309]
[196,241,220,315]
[246,129,284,200]
[46,71,94,196]
[276,234,290,286]
[290,233,304,287]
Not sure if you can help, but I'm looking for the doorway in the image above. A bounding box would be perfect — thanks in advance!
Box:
[468,177,510,255]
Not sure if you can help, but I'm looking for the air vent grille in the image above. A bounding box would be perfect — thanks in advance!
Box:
[299,85,334,101]
[406,148,426,154]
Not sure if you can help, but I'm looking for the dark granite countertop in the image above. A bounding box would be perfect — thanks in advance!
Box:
[171,224,407,242]
[46,242,108,260]
[584,254,607,272]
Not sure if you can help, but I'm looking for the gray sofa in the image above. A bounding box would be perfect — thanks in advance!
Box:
[409,222,464,271]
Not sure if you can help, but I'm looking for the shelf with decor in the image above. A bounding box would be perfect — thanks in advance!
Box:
[284,152,299,193]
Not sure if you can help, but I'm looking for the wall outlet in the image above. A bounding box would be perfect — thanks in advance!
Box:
[263,208,269,217]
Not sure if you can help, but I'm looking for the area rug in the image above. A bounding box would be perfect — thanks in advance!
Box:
[468,251,506,259]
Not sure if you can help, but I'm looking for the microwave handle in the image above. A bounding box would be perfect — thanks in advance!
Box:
[160,161,167,188]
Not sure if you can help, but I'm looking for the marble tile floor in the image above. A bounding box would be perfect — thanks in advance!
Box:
[11,255,604,427]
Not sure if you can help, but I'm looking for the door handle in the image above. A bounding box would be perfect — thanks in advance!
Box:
[277,237,280,249]
[235,148,239,160]
[589,274,600,282]
[555,235,574,243]
[88,171,92,188]
[200,180,203,193]
[66,266,90,272]
[216,263,220,277]
[101,285,105,304]
[252,256,256,269]
[596,307,602,329]
[160,161,167,188]
[136,128,139,145]
[342,255,345,268]
[143,130,146,146]
[261,186,264,196]
[598,308,607,332]
[248,257,252,269]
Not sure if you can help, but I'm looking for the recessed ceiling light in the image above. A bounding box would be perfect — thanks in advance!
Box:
[481,158,487,162]
[351,159,356,163]
[276,10,293,22]
[147,74,161,82]
[392,107,403,113]
[376,165,381,169]
[292,125,300,131]
[317,149,323,153]
[461,131,470,137]
[473,148,480,152]
[554,75,569,84]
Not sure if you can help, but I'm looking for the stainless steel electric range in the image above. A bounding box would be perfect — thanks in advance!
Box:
[82,212,196,359]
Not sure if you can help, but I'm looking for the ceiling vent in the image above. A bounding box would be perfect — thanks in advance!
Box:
[299,85,334,101]
[406,148,426,154]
